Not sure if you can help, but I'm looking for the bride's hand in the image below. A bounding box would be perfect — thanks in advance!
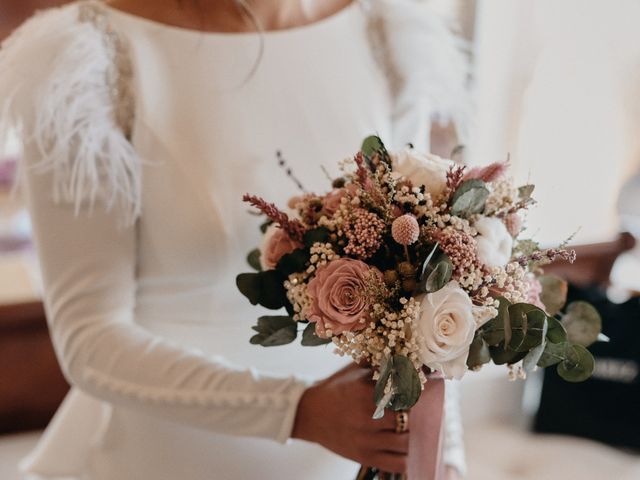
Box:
[291,363,409,474]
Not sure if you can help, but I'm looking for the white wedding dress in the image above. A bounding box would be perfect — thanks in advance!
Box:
[0,1,468,478]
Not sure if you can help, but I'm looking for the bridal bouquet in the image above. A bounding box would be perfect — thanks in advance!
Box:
[236,135,601,420]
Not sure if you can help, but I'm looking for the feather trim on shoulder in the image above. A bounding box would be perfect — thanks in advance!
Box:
[0,1,140,226]
[365,0,471,149]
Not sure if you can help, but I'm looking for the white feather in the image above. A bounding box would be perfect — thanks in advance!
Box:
[366,0,471,149]
[0,2,141,226]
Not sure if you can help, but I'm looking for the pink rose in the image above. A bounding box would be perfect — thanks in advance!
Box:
[322,188,347,216]
[322,184,360,216]
[307,258,380,338]
[259,224,303,270]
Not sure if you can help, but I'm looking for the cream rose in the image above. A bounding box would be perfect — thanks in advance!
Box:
[474,217,514,267]
[259,224,303,271]
[391,149,453,200]
[414,281,477,380]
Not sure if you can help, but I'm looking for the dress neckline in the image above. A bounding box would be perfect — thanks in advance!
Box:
[104,1,361,39]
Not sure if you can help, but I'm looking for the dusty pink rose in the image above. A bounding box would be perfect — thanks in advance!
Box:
[307,258,380,338]
[322,184,361,216]
[322,188,347,216]
[259,224,303,270]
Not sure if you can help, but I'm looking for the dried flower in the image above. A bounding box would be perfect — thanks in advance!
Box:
[464,161,509,183]
[243,194,306,241]
[504,213,523,238]
[392,214,420,246]
[344,209,386,259]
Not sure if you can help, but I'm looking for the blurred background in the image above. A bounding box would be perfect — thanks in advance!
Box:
[0,0,638,479]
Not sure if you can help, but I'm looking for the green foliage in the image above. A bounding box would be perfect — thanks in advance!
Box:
[507,303,548,352]
[259,220,272,234]
[418,246,453,293]
[557,344,595,382]
[250,316,297,347]
[513,239,540,258]
[303,227,331,248]
[481,299,547,353]
[276,248,309,277]
[467,334,491,369]
[301,323,332,346]
[482,297,511,346]
[489,343,527,365]
[361,135,385,157]
[538,274,568,315]
[523,339,547,373]
[236,270,287,310]
[247,249,262,271]
[535,340,596,382]
[518,184,535,201]
[374,355,421,412]
[450,179,489,217]
[536,341,567,368]
[562,301,602,347]
[546,316,568,343]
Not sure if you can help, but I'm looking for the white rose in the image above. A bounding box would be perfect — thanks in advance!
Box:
[474,217,514,267]
[391,149,453,200]
[414,281,477,380]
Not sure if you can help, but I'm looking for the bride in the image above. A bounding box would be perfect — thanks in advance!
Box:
[0,0,468,478]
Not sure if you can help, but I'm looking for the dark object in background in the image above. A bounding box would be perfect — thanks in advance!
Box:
[534,284,640,450]
[0,301,69,434]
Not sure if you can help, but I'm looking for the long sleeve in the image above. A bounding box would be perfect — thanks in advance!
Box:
[20,141,309,443]
[3,3,309,445]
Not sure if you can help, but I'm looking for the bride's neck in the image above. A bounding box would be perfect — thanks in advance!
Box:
[108,0,351,32]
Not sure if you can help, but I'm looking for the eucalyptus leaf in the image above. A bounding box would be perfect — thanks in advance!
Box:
[538,274,568,315]
[466,335,491,369]
[419,243,439,280]
[250,316,297,347]
[557,344,595,382]
[374,358,392,408]
[425,259,453,293]
[507,303,547,352]
[418,249,453,293]
[546,316,568,344]
[388,356,421,411]
[562,301,602,347]
[301,322,332,346]
[276,248,309,277]
[361,135,385,157]
[481,297,511,346]
[523,311,549,372]
[236,270,287,310]
[373,355,421,412]
[259,220,272,234]
[247,249,262,271]
[489,343,527,365]
[518,184,535,201]
[303,227,331,248]
[536,341,567,368]
[373,371,394,420]
[523,339,546,373]
[450,179,489,217]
